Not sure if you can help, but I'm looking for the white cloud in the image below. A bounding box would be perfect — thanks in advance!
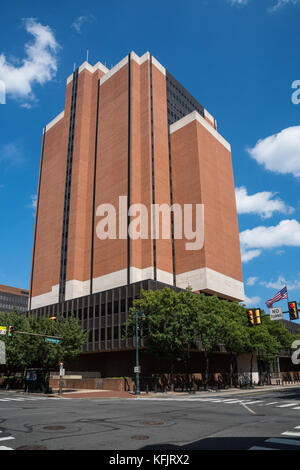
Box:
[71,14,95,33]
[240,219,300,249]
[246,276,258,286]
[235,186,294,219]
[0,18,59,106]
[261,275,300,291]
[241,248,262,263]
[242,295,261,307]
[226,0,300,11]
[0,143,24,166]
[28,194,37,217]
[30,194,37,209]
[227,0,248,4]
[240,219,300,262]
[269,0,300,12]
[247,126,300,178]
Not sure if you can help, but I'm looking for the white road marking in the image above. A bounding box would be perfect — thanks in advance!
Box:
[282,431,300,437]
[239,400,264,405]
[223,400,242,404]
[265,402,279,405]
[0,446,14,450]
[0,437,15,442]
[266,438,300,447]
[221,399,240,402]
[249,446,278,450]
[240,402,256,415]
[276,403,298,408]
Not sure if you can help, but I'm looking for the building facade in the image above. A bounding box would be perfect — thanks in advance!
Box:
[0,285,29,314]
[29,51,244,309]
[28,51,244,371]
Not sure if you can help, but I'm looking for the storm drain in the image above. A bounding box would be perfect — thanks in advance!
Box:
[17,445,48,450]
[140,421,164,426]
[43,426,66,431]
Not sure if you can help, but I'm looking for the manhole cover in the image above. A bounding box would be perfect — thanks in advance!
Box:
[131,435,149,440]
[140,421,164,426]
[43,426,66,431]
[17,445,48,450]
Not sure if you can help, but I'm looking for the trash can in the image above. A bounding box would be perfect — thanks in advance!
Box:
[25,369,50,393]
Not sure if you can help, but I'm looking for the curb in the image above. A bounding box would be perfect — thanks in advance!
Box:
[2,383,299,399]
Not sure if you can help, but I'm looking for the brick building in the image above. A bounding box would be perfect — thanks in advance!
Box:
[28,51,244,377]
[0,285,29,314]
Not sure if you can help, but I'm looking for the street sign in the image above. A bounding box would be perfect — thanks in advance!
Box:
[59,362,65,377]
[0,326,7,336]
[0,340,6,365]
[45,337,61,344]
[270,307,283,321]
[134,366,141,373]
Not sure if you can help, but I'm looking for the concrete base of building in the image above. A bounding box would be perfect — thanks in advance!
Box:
[61,350,300,392]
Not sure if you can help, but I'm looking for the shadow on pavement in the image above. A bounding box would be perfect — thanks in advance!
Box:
[140,436,300,451]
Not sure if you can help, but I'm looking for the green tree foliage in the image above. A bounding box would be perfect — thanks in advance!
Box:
[192,295,227,389]
[126,288,300,389]
[0,312,87,371]
[127,288,198,390]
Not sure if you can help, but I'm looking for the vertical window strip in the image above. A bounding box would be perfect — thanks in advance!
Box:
[150,54,157,280]
[59,69,79,303]
[90,79,101,295]
[29,128,46,311]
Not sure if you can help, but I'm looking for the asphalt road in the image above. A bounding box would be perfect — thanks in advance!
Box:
[1,387,300,451]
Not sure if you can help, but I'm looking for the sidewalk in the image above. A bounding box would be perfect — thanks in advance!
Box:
[54,383,300,399]
[3,383,300,399]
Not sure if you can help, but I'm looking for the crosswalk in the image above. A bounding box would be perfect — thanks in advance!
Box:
[136,395,300,412]
[0,395,62,451]
[0,395,61,403]
[249,426,300,450]
[0,431,15,451]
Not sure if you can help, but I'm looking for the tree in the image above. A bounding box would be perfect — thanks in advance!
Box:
[192,295,226,389]
[126,288,198,391]
[219,307,249,388]
[0,312,87,372]
[263,312,294,350]
[0,312,33,372]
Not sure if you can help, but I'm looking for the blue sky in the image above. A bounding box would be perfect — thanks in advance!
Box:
[0,0,300,318]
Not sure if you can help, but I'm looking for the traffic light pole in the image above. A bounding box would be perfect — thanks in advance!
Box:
[13,331,62,339]
[135,310,140,396]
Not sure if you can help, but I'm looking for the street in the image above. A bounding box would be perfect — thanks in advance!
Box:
[1,387,300,450]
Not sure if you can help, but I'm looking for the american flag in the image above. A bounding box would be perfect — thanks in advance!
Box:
[265,286,288,308]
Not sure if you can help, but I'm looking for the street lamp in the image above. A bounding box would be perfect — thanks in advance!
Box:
[135,310,145,395]
[49,316,64,396]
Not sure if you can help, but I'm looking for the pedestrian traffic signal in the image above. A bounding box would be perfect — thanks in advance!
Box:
[7,326,14,337]
[288,301,299,321]
[254,308,262,326]
[247,309,255,326]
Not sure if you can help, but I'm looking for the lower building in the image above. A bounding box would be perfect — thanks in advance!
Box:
[0,284,29,314]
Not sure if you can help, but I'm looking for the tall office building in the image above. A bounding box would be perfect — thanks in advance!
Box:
[28,52,244,359]
[0,285,29,314]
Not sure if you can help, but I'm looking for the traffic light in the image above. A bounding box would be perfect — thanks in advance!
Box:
[288,301,299,321]
[7,326,14,337]
[247,309,255,326]
[254,308,262,326]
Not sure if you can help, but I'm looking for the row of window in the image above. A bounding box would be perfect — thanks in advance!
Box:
[166,75,199,109]
[0,294,28,305]
[0,303,27,312]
